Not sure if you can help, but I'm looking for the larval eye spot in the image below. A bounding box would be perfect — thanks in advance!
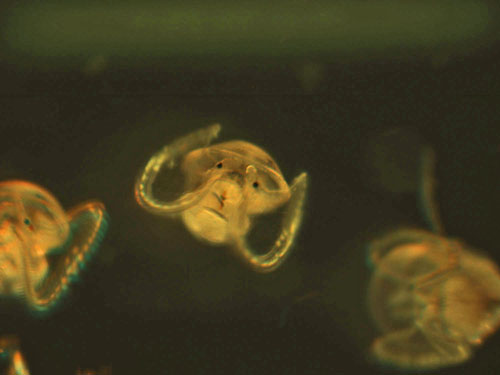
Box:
[0,180,108,312]
[135,124,308,272]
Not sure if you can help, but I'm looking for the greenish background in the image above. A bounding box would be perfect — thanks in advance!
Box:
[0,0,500,374]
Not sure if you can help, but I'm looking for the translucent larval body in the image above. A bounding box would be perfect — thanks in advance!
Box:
[135,124,308,272]
[367,229,500,370]
[0,180,108,313]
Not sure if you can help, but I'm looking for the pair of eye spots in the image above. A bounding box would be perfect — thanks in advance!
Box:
[215,162,260,189]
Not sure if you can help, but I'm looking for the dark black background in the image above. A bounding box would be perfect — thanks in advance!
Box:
[1,1,500,374]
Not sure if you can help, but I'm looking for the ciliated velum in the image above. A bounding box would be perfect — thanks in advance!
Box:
[135,124,308,272]
[366,148,500,370]
[0,180,108,312]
